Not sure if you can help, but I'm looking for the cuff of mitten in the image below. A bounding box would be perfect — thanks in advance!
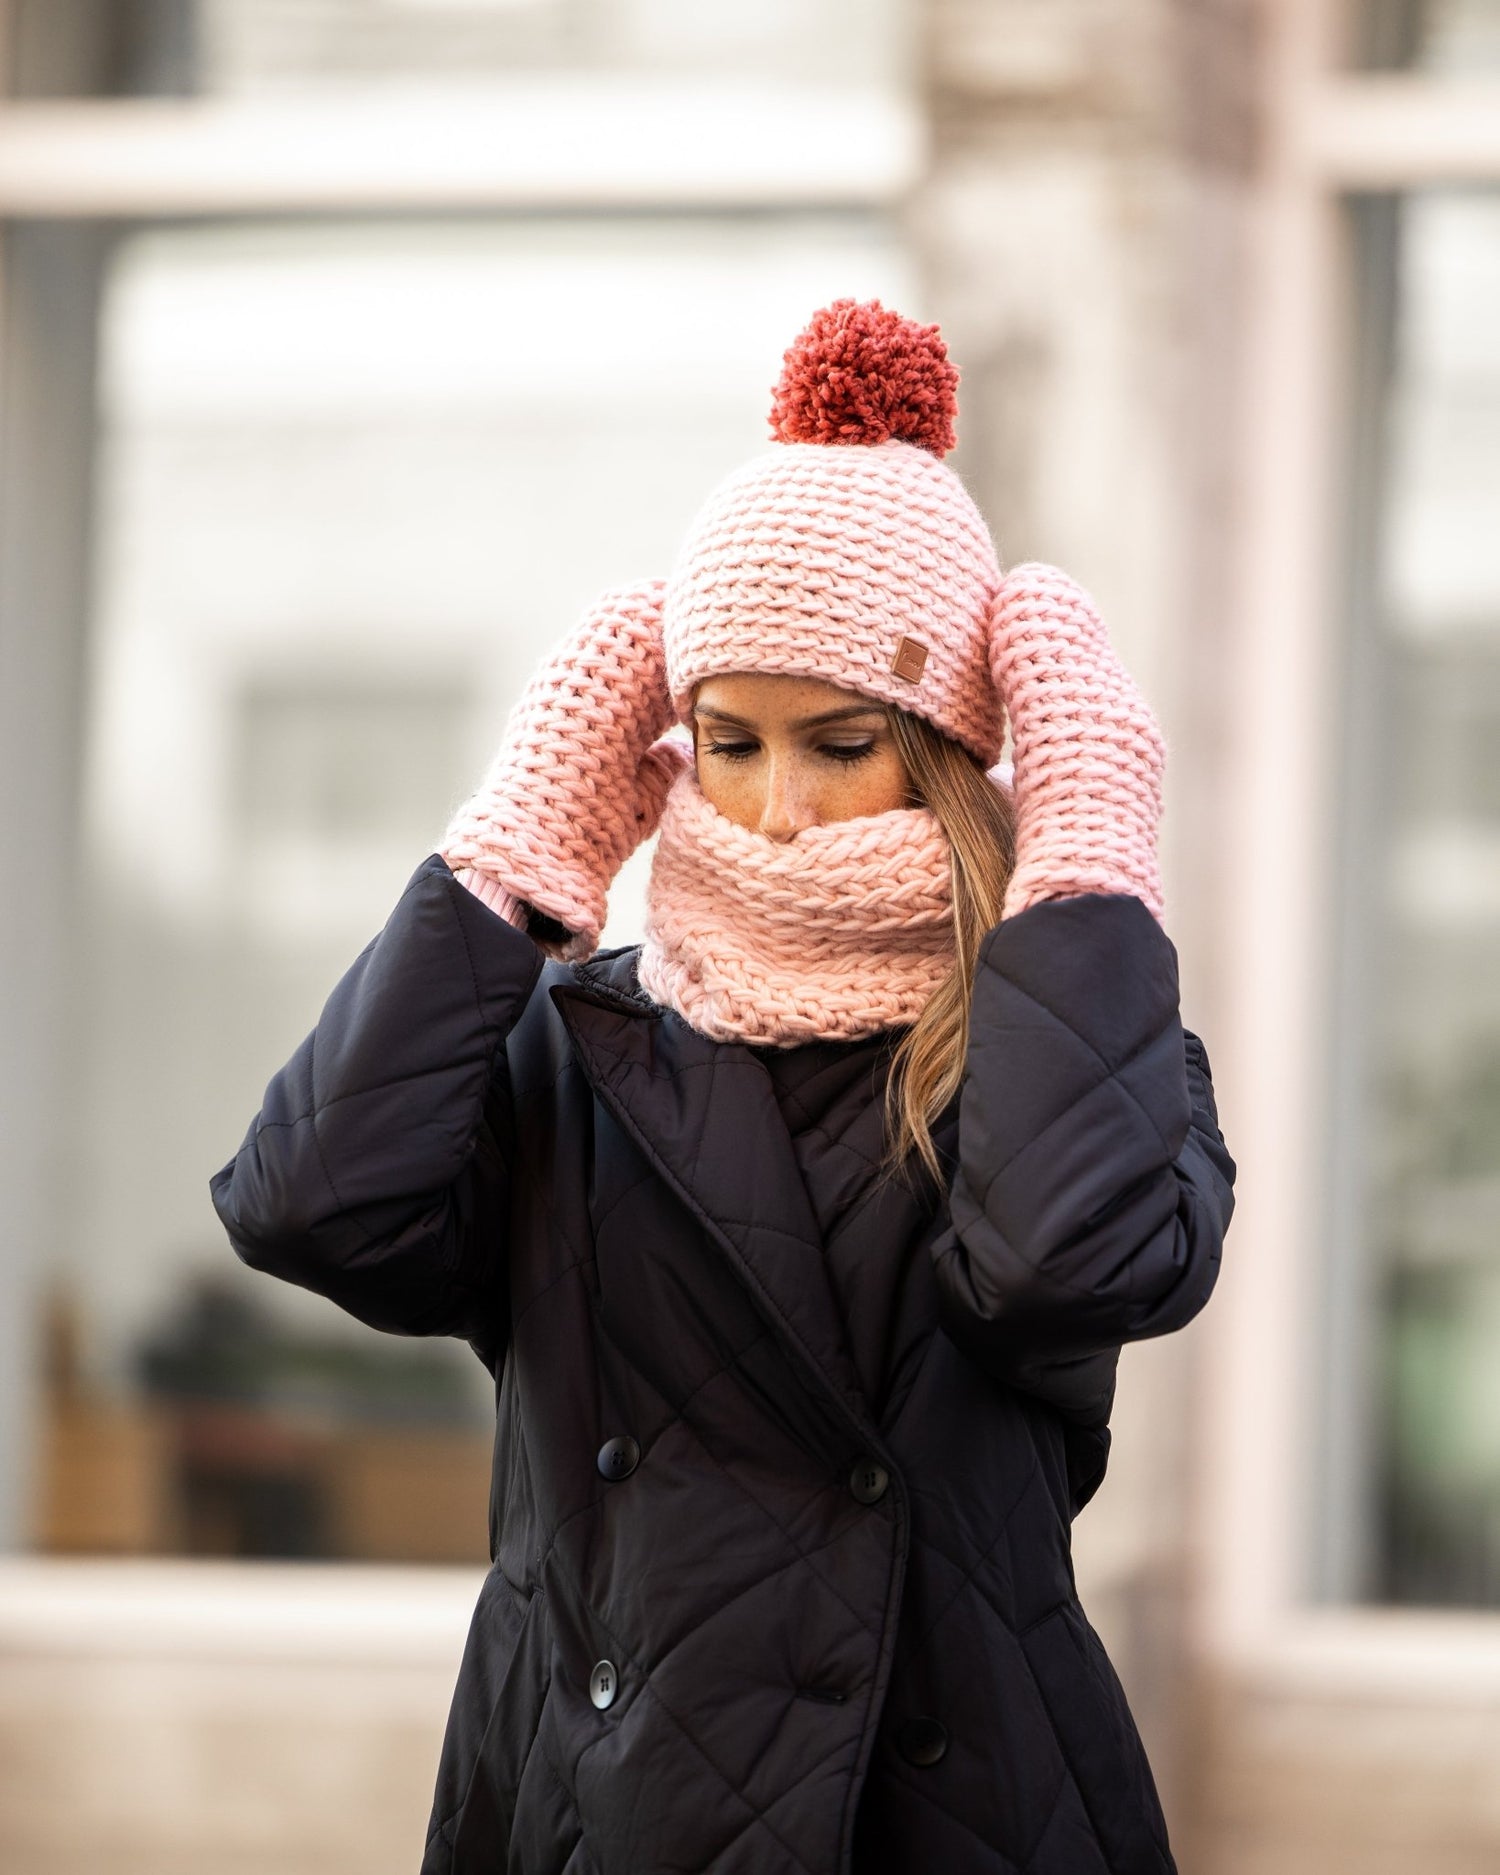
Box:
[446,863,599,962]
[448,865,528,930]
[1003,857,1164,925]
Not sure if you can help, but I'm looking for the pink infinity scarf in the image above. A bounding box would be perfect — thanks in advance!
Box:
[637,768,957,1046]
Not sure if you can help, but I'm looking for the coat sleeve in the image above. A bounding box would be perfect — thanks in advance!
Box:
[208,853,544,1372]
[932,891,1236,1500]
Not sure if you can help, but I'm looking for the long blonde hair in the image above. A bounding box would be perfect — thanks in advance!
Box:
[884,709,1016,1180]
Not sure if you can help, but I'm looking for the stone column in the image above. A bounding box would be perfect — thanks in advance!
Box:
[919,0,1257,1825]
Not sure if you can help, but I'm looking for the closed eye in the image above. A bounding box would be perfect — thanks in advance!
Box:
[703,738,758,761]
[819,741,877,764]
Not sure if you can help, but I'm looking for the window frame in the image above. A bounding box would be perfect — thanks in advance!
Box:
[1195,0,1500,1682]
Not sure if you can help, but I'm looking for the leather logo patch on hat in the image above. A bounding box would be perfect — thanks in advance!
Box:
[891,636,929,684]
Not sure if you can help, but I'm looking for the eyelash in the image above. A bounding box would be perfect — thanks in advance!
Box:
[702,740,878,766]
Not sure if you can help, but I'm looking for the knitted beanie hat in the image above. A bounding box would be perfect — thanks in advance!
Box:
[661,299,1006,765]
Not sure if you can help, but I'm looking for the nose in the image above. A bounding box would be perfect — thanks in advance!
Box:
[757,755,817,842]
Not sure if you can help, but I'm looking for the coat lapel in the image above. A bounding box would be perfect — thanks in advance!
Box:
[551,974,876,1435]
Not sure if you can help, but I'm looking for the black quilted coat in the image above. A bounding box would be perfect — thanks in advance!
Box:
[209,852,1236,1875]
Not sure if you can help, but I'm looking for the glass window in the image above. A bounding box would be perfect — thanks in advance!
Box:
[46,211,911,1562]
[1335,188,1500,1605]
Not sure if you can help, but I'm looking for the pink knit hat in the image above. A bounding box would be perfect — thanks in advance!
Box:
[661,299,1006,765]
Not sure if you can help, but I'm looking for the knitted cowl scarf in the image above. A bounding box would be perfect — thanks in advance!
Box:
[637,767,957,1046]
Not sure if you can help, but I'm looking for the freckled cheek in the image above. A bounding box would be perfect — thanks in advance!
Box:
[698,762,765,830]
[812,773,860,819]
[824,756,909,819]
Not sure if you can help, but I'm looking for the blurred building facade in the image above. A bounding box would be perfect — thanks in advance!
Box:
[0,1,1498,1872]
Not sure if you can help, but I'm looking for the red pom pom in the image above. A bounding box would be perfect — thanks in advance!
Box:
[768,298,959,456]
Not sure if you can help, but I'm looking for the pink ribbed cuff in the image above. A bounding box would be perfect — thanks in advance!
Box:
[449,865,528,931]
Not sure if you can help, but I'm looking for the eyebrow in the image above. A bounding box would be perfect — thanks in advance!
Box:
[694,703,886,732]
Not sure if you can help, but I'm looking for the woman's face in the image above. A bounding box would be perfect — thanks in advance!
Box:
[691,673,911,839]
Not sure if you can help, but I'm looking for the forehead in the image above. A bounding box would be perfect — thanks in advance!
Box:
[693,672,883,722]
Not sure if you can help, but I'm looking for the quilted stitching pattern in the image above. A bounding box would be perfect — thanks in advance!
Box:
[935,893,1232,1424]
[210,864,1235,1875]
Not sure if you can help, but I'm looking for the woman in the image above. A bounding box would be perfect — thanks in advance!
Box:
[210,300,1236,1875]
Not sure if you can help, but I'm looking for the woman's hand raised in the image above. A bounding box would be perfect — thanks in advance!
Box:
[988,562,1166,923]
[440,579,689,958]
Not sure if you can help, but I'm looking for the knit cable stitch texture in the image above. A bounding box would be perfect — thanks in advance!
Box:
[662,439,1005,766]
[990,562,1166,923]
[439,579,683,960]
[637,767,962,1046]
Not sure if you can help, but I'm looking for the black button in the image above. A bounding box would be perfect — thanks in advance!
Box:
[589,1659,619,1710]
[597,1436,640,1482]
[848,1456,889,1505]
[896,1716,948,1767]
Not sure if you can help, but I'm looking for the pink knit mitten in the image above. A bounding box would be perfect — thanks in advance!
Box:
[440,579,687,959]
[989,563,1166,923]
